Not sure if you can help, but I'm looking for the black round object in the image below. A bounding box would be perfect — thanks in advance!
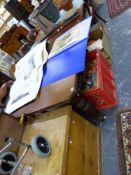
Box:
[0,152,17,175]
[37,137,49,153]
[1,154,15,172]
[31,135,51,158]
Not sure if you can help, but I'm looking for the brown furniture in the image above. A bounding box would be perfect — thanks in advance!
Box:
[0,72,11,87]
[12,75,102,123]
[0,72,12,107]
[18,106,102,175]
[12,5,85,118]
[20,0,34,13]
[13,75,77,117]
[0,113,25,154]
[54,0,73,10]
[0,24,28,56]
[12,5,103,120]
[9,5,103,120]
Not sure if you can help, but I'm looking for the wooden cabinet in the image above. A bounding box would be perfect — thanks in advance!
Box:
[20,0,34,13]
[18,106,102,175]
[0,25,28,56]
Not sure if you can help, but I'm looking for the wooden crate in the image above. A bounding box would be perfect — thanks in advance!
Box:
[18,106,102,175]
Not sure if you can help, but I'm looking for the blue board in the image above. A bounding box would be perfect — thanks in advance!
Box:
[41,17,92,87]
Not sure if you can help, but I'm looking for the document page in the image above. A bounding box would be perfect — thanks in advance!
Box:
[5,40,48,114]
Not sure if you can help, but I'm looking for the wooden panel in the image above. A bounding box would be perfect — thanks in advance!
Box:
[0,25,28,56]
[66,111,102,175]
[13,75,77,118]
[20,0,34,13]
[18,106,72,175]
[85,121,102,175]
[66,111,86,175]
[0,71,11,87]
[0,114,25,154]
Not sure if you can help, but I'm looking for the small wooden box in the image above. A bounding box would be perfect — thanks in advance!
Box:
[18,106,102,175]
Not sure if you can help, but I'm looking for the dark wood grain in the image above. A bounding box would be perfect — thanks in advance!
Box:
[0,72,11,87]
[0,113,25,155]
[13,75,77,117]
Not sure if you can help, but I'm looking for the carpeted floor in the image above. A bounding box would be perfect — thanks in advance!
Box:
[107,0,131,18]
[116,109,131,175]
[96,1,131,175]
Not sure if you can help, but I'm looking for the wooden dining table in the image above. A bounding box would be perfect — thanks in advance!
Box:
[11,5,86,118]
[10,4,104,121]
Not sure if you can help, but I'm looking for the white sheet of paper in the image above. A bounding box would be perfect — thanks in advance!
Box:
[87,39,103,51]
[5,40,48,114]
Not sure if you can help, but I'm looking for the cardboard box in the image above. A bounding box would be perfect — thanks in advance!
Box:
[89,22,112,64]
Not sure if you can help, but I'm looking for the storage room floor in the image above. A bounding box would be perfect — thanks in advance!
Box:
[97,2,131,175]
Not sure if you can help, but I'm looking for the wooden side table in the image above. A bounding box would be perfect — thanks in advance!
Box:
[12,7,85,118]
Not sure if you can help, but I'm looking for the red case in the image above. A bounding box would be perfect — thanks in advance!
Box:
[82,49,118,110]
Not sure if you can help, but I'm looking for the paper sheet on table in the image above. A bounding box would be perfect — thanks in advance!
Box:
[4,40,48,114]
